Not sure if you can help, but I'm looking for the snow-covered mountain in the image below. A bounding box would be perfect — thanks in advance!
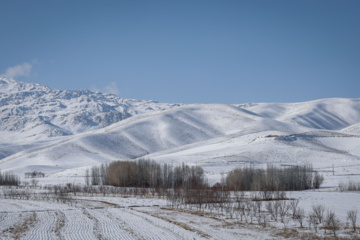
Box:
[1,78,360,184]
[0,77,180,139]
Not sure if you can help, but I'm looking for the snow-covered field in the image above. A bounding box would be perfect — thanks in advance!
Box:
[0,185,359,240]
[0,191,271,240]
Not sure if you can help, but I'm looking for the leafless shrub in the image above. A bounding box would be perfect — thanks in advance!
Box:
[289,199,299,219]
[273,201,280,221]
[309,212,319,233]
[266,201,274,219]
[30,179,39,188]
[255,200,263,218]
[311,204,325,224]
[263,214,267,227]
[347,209,358,232]
[313,171,324,189]
[266,201,280,221]
[245,200,253,222]
[278,200,290,223]
[294,208,305,228]
[324,210,340,237]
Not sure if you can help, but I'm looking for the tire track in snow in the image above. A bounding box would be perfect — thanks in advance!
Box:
[86,208,136,240]
[0,199,202,239]
[23,211,57,240]
[82,209,103,239]
[138,209,210,239]
[0,199,26,211]
[112,207,202,240]
[61,209,97,240]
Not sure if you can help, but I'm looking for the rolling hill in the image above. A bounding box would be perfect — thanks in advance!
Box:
[1,78,360,184]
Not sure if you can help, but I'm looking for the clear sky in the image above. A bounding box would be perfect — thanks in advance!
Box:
[1,0,359,104]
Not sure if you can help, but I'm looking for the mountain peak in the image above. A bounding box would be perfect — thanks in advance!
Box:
[0,77,52,94]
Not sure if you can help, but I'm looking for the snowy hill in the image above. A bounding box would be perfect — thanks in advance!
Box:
[0,104,313,174]
[238,98,360,130]
[1,78,360,184]
[341,122,360,135]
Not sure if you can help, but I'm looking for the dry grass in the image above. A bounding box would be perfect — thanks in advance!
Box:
[70,197,118,207]
[2,212,37,239]
[53,211,65,237]
[274,227,334,240]
[274,227,360,240]
[139,209,210,238]
[274,228,300,239]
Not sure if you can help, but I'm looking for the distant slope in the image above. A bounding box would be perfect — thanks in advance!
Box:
[341,122,360,135]
[238,98,360,130]
[145,130,360,184]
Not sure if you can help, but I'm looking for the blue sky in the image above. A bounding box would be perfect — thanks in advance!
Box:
[1,0,359,104]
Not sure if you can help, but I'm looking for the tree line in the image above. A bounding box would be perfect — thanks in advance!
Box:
[338,180,360,191]
[86,161,324,193]
[85,159,206,189]
[226,164,324,192]
[85,161,324,205]
[0,170,20,186]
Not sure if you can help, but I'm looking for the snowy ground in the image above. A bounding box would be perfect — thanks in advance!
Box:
[0,196,282,240]
[0,182,359,240]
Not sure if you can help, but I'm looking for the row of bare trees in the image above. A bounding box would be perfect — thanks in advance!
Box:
[308,204,358,236]
[338,180,360,191]
[167,190,358,238]
[85,159,206,189]
[83,162,326,209]
[0,170,20,186]
[226,164,324,192]
[86,162,324,193]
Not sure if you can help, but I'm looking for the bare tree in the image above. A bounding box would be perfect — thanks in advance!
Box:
[278,200,290,223]
[255,200,263,218]
[295,208,305,228]
[273,201,280,221]
[313,171,324,189]
[289,199,299,219]
[309,212,319,233]
[85,169,90,186]
[30,179,39,188]
[266,201,274,220]
[325,210,340,237]
[347,209,357,232]
[312,204,325,224]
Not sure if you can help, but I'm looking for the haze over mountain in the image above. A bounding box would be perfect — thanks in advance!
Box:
[1,78,360,183]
